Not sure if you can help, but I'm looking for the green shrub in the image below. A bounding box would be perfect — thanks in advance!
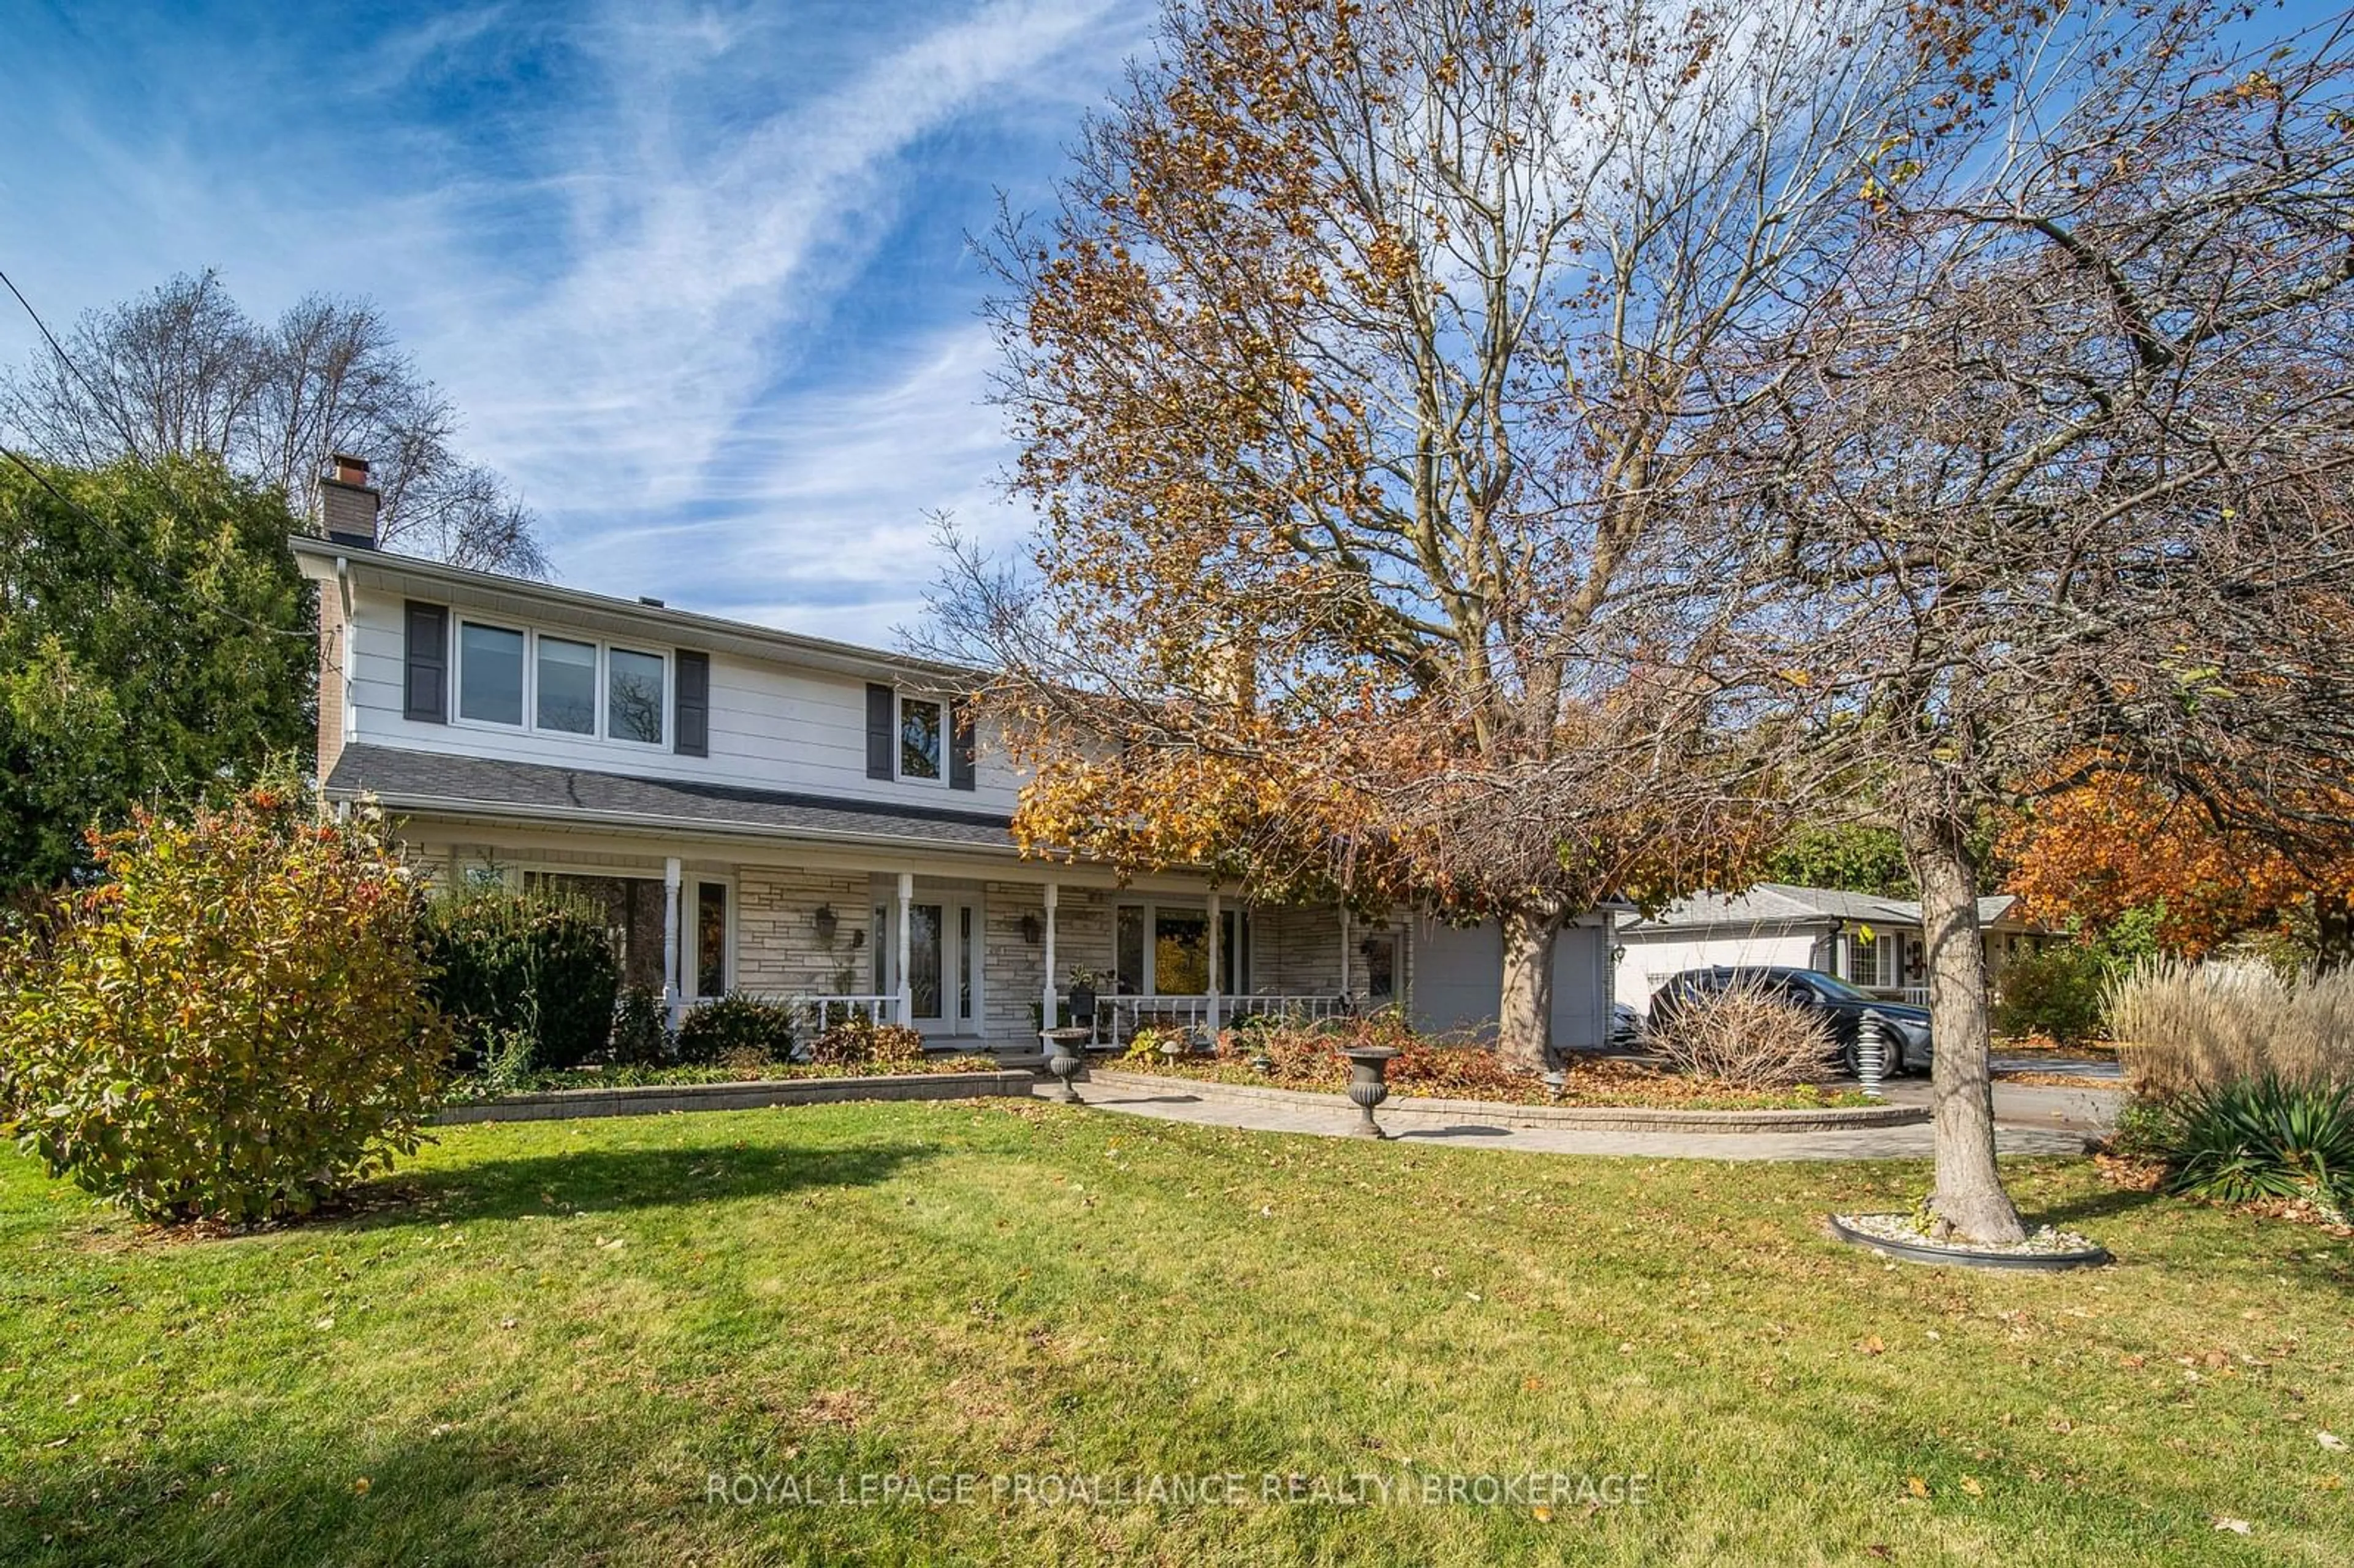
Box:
[610,984,669,1066]
[674,992,794,1065]
[423,886,619,1070]
[0,783,448,1224]
[1994,946,2111,1043]
[806,1013,924,1070]
[2153,1076,2354,1212]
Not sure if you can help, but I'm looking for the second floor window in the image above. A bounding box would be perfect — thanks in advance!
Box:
[455,618,668,748]
[536,637,597,734]
[459,623,525,725]
[608,648,665,745]
[899,695,942,781]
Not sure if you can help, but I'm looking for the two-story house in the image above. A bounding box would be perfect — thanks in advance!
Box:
[295,457,1617,1054]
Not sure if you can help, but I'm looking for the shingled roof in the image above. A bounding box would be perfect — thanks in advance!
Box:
[323,744,1016,851]
[1619,882,2023,934]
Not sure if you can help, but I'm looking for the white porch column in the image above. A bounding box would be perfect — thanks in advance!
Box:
[662,856,683,1027]
[1337,904,1351,1002]
[896,871,915,1027]
[1206,889,1222,1038]
[1040,881,1059,1033]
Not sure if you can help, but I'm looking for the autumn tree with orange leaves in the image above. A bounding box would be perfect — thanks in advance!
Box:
[2002,774,2354,966]
[933,0,1991,1067]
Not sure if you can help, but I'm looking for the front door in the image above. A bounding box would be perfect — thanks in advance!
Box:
[878,897,980,1037]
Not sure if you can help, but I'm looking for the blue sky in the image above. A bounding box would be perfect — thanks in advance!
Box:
[0,0,1154,641]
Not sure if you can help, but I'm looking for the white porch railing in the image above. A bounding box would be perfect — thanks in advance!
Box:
[784,993,901,1033]
[1089,993,1349,1047]
[672,992,901,1029]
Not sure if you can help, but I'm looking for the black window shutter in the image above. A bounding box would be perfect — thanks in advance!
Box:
[675,650,710,756]
[950,697,977,791]
[866,683,895,780]
[403,601,447,723]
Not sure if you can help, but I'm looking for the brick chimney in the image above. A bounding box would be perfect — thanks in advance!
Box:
[319,454,380,547]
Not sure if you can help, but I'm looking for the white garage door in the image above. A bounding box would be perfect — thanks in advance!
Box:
[1412,919,1609,1051]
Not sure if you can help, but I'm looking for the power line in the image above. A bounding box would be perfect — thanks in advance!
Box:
[0,266,315,642]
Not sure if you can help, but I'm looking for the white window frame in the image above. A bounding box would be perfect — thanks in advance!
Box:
[449,616,671,752]
[452,618,529,729]
[1113,899,1251,995]
[1853,929,1900,989]
[894,691,947,786]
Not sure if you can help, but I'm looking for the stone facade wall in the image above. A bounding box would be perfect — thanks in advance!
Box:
[1254,905,1417,1010]
[736,869,873,997]
[1258,905,1351,996]
[981,882,1113,1046]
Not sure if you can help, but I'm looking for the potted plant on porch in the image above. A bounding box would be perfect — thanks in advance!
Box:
[1065,967,1106,1033]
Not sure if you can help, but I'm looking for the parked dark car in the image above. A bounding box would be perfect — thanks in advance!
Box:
[1609,1001,1643,1050]
[1644,966,1931,1077]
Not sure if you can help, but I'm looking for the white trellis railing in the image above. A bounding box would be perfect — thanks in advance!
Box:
[1089,993,1350,1048]
[785,993,901,1034]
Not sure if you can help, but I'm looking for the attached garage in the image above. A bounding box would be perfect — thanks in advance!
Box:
[1410,915,1612,1051]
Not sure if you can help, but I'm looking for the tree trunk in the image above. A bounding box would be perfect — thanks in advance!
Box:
[1903,816,2028,1244]
[1498,906,1560,1073]
[2314,892,2354,973]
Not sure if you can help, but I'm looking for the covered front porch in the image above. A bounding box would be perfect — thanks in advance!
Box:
[417,834,1392,1055]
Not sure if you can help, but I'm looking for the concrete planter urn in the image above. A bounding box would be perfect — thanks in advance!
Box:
[1040,1027,1092,1103]
[1340,1045,1401,1138]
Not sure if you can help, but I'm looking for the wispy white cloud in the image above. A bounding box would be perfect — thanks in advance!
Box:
[415,0,1140,599]
[0,0,1152,643]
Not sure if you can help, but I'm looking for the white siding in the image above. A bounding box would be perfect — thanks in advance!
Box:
[1614,927,1826,1011]
[343,585,1024,813]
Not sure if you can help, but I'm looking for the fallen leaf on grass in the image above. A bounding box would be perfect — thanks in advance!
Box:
[1905,1476,1930,1499]
[1859,1335,1886,1355]
[2319,1431,2347,1452]
[352,1478,370,1496]
[1959,1475,1984,1498]
[1531,1505,1554,1523]
[2213,1517,2251,1534]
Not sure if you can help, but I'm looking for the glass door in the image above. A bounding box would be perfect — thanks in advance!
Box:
[906,904,945,1027]
[877,897,978,1037]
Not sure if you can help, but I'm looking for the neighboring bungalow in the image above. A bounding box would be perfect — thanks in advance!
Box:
[1613,883,2052,1014]
[294,458,1615,1054]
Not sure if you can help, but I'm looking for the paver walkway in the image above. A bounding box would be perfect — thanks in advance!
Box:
[1054,1075,2108,1162]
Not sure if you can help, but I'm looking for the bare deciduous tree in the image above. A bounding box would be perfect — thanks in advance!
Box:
[3,270,549,577]
[1705,7,2354,1240]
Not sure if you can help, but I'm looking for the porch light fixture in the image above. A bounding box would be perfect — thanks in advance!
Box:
[1019,913,1042,945]
[813,904,838,942]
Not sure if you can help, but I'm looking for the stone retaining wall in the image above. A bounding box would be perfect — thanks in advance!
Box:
[433,1070,1037,1124]
[1084,1068,1927,1134]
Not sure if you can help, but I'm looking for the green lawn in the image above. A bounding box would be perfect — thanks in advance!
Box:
[2,1102,2347,1566]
